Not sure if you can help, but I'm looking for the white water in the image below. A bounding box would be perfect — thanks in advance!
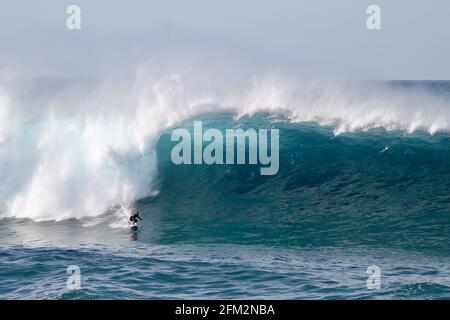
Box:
[0,61,449,221]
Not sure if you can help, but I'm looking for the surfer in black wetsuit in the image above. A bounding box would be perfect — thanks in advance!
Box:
[130,212,143,225]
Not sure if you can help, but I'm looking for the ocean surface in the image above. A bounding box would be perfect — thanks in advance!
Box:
[1,80,450,299]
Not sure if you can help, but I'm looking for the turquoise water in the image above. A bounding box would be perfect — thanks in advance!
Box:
[1,81,450,299]
[1,119,450,299]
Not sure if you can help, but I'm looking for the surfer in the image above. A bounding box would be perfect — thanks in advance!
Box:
[130,211,143,226]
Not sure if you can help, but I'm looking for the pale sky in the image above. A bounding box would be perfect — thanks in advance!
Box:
[0,0,449,79]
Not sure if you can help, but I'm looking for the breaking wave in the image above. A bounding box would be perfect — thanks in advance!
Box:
[0,61,449,221]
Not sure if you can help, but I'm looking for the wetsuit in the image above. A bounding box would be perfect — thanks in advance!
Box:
[130,213,142,224]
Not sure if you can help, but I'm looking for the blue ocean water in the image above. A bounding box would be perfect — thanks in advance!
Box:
[1,81,450,299]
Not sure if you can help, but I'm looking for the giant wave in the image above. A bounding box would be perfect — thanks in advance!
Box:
[0,61,450,222]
